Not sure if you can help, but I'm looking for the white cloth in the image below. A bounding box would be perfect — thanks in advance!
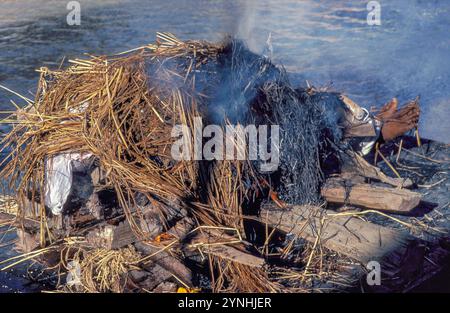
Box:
[44,152,92,215]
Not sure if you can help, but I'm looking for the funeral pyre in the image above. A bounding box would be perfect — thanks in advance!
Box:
[0,33,449,293]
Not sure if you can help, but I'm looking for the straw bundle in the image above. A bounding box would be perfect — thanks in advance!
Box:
[0,33,281,292]
[0,33,222,238]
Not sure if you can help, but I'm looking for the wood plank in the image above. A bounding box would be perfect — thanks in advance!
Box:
[200,244,265,268]
[184,227,265,268]
[321,178,422,214]
[260,204,411,263]
[187,231,265,268]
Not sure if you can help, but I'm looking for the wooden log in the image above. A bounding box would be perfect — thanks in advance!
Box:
[85,215,194,250]
[167,217,195,241]
[188,232,265,268]
[128,263,173,291]
[139,212,164,239]
[136,197,188,240]
[134,241,193,287]
[68,188,121,225]
[261,204,449,292]
[348,151,413,188]
[201,244,264,268]
[84,217,193,286]
[260,204,411,263]
[321,178,422,214]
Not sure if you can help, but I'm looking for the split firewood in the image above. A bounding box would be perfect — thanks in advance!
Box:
[187,231,265,268]
[347,151,413,188]
[128,263,173,291]
[260,204,447,293]
[321,178,422,214]
[199,244,265,268]
[260,204,447,292]
[139,212,164,239]
[134,241,193,287]
[184,226,265,268]
[85,214,195,250]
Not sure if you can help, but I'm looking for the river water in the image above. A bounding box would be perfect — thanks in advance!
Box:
[1,0,449,141]
[0,0,449,292]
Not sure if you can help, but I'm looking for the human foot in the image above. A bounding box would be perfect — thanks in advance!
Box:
[376,98,398,121]
[380,98,420,142]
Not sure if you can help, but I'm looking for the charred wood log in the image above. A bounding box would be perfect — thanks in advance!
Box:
[137,197,188,240]
[167,217,196,241]
[128,263,173,291]
[134,241,193,287]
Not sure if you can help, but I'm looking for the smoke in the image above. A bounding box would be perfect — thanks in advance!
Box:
[225,0,450,143]
[2,0,447,142]
[234,1,261,53]
[421,99,450,143]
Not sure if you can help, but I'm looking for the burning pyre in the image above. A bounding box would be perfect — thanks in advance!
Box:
[0,32,441,293]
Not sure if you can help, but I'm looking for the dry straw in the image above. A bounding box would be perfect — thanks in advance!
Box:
[0,33,278,292]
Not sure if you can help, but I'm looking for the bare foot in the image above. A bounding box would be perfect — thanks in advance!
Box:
[380,98,420,142]
[376,98,398,121]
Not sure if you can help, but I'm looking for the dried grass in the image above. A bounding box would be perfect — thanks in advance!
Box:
[67,246,141,293]
[0,33,280,292]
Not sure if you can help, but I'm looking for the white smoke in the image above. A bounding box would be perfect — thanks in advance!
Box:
[227,0,450,142]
